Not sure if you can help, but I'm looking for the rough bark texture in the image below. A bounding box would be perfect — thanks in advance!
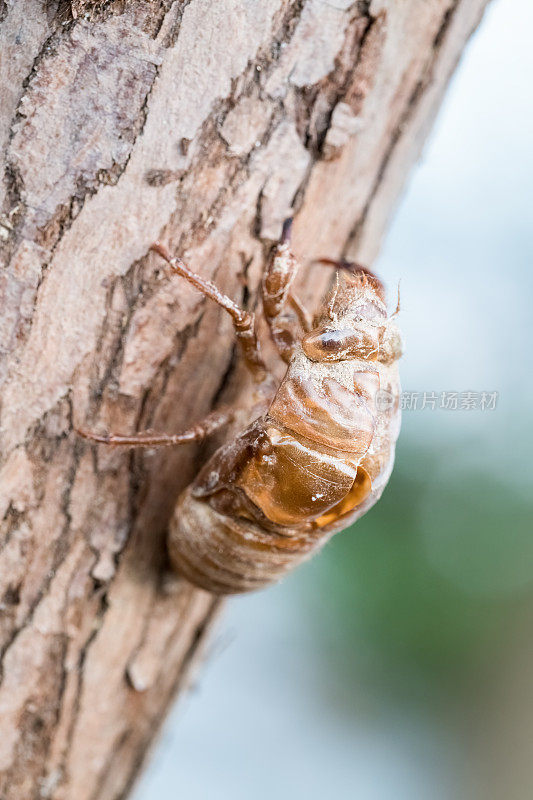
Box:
[0,1,489,798]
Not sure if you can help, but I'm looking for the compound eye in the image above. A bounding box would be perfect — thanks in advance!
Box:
[302,326,380,362]
[302,328,356,362]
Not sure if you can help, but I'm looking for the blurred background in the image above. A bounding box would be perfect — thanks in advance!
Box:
[135,0,533,797]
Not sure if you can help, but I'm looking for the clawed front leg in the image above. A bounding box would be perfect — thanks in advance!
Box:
[77,408,232,448]
[262,218,312,362]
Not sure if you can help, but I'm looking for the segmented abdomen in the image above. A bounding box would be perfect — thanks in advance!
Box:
[168,485,327,594]
[167,349,400,594]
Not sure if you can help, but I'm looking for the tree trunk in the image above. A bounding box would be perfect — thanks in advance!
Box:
[0,1,489,798]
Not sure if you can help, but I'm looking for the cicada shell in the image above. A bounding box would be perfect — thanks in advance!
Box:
[80,223,402,595]
[166,237,401,594]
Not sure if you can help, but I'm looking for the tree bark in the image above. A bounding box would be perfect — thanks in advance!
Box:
[0,1,489,798]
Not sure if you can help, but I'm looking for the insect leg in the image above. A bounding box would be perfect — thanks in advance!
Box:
[288,291,312,332]
[262,218,311,362]
[151,242,267,383]
[77,408,232,448]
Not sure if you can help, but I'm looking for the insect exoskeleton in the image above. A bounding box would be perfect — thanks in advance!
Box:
[166,235,402,595]
[78,221,402,595]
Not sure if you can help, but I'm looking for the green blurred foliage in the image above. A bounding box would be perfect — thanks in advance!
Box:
[301,436,533,704]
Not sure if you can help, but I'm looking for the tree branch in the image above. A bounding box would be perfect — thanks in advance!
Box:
[0,1,489,797]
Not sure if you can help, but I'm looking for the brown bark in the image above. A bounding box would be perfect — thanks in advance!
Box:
[0,1,489,798]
